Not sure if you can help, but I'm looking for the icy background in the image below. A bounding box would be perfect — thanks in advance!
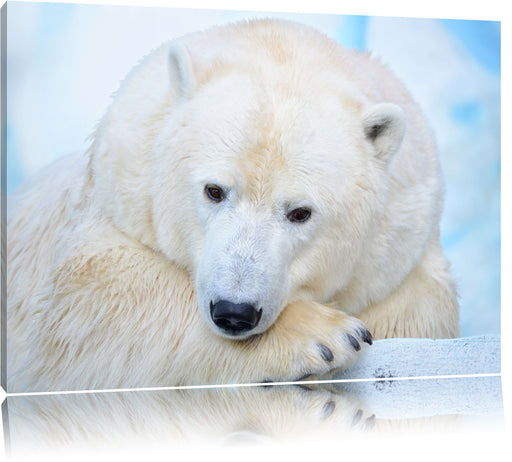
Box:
[6,2,501,336]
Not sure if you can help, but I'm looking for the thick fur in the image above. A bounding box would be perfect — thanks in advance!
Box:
[7,19,459,392]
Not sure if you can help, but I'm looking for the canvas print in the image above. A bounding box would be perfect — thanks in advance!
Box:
[1,1,501,393]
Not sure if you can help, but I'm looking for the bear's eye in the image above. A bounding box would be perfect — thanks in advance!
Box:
[205,184,225,203]
[287,207,312,223]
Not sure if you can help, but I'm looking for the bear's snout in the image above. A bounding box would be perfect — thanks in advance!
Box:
[210,300,262,335]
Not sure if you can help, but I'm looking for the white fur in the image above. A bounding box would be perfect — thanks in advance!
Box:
[7,19,458,392]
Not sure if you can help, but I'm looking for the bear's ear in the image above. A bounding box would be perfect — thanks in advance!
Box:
[168,42,196,100]
[363,103,406,162]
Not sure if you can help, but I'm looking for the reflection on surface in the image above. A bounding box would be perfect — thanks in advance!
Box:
[2,376,503,458]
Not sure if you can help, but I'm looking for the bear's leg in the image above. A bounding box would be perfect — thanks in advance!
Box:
[28,243,372,389]
[357,240,459,339]
[174,300,373,384]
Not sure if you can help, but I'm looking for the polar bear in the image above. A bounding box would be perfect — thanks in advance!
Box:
[6,19,459,392]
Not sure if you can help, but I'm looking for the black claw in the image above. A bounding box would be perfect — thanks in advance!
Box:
[361,328,373,345]
[322,400,336,419]
[296,384,314,391]
[318,343,334,362]
[351,409,363,426]
[364,414,376,430]
[347,333,361,351]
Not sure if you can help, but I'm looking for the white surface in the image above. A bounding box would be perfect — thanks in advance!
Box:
[332,335,502,419]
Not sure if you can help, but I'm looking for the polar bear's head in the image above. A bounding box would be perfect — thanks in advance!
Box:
[92,22,408,340]
[153,38,406,340]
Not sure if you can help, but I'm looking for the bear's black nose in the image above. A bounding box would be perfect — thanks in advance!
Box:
[210,300,262,334]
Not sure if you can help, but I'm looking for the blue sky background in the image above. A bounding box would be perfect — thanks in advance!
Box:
[6,1,501,337]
